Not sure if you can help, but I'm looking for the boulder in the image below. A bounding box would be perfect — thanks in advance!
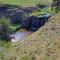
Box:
[10,10,26,24]
[29,13,50,31]
[0,5,8,11]
[21,16,31,28]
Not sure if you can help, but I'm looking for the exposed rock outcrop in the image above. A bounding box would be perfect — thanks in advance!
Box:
[21,13,50,31]
[0,4,50,31]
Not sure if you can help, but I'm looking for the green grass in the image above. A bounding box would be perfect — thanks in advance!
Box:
[10,23,22,32]
[21,55,31,60]
[44,54,55,60]
[29,7,56,16]
[0,40,17,60]
[0,41,11,59]
[0,0,52,7]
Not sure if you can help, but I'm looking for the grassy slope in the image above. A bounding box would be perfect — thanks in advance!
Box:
[0,0,52,7]
[0,0,60,60]
[15,12,60,60]
[14,12,60,60]
[1,12,60,60]
[29,7,55,16]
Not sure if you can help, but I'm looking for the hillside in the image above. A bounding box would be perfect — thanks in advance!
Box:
[1,12,59,60]
[0,10,60,60]
[13,12,60,60]
[0,0,52,7]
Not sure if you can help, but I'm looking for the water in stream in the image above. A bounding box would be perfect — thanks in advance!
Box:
[10,29,32,42]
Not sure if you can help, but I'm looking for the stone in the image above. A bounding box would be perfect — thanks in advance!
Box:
[0,5,8,11]
[10,10,26,24]
[29,13,50,31]
[21,16,31,28]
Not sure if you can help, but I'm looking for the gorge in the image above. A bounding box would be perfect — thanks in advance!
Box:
[0,4,50,42]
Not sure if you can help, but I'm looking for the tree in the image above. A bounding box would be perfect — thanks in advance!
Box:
[51,0,60,12]
[0,17,11,41]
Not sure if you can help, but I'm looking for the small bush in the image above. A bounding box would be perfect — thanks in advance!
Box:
[0,17,11,41]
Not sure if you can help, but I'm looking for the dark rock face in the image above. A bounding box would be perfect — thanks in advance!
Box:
[30,16,40,28]
[0,5,8,11]
[21,16,31,28]
[21,13,50,31]
[0,4,27,24]
[0,4,50,31]
[10,10,26,24]
[29,15,49,31]
[20,7,40,13]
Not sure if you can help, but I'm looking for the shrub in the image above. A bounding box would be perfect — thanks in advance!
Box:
[0,17,11,41]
